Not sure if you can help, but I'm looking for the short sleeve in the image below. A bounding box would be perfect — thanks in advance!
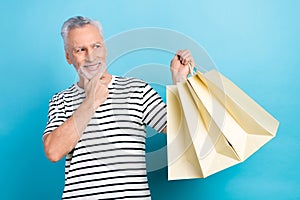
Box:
[142,83,167,132]
[43,95,67,141]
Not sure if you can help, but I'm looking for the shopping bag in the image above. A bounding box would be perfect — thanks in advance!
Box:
[167,69,279,180]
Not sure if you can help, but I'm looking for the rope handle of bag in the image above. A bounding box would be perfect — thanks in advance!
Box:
[188,62,208,76]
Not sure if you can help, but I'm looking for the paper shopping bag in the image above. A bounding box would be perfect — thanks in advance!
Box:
[187,70,279,161]
[167,69,279,180]
[167,85,204,180]
[167,83,241,180]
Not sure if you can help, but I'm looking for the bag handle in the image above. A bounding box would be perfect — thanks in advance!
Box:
[188,62,208,76]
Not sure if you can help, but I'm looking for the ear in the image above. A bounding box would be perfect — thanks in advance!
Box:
[65,51,72,64]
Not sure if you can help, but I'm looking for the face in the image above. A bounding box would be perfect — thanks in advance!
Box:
[65,24,107,80]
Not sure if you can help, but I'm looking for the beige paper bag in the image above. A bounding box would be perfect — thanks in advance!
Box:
[167,70,279,180]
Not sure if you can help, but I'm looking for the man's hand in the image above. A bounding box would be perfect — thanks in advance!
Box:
[170,49,195,84]
[80,69,109,111]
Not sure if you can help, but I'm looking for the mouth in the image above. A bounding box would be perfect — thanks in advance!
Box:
[83,62,101,71]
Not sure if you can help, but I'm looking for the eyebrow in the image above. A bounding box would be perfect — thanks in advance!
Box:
[72,41,103,48]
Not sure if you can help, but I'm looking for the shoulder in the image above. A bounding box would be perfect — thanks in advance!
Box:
[112,76,162,101]
[113,76,148,88]
[49,84,78,103]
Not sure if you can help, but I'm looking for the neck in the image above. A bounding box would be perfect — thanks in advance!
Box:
[77,71,112,89]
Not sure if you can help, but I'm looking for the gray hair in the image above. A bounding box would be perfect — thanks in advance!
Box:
[61,16,103,47]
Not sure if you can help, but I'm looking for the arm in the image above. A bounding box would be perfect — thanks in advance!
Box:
[43,73,108,162]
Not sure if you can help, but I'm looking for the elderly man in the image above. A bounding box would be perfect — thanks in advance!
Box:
[43,16,194,199]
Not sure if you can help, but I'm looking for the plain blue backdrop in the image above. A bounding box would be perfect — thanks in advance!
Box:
[0,0,299,199]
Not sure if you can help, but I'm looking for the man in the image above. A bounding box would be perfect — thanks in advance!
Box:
[43,16,194,199]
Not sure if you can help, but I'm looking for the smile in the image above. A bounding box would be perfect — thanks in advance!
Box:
[84,62,101,71]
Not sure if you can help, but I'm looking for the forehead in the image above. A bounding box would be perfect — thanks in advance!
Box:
[67,24,104,47]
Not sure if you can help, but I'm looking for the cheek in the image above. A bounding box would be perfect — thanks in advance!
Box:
[95,49,107,60]
[70,56,85,69]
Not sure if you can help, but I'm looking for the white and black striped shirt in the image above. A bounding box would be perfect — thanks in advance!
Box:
[43,76,167,200]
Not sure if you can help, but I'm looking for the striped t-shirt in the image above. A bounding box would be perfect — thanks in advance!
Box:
[43,76,167,200]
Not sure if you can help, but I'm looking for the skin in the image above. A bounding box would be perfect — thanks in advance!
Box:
[43,24,195,162]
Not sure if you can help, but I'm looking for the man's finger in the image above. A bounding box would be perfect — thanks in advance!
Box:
[93,70,102,82]
[176,50,183,56]
[181,50,195,65]
[182,55,192,64]
[181,50,191,59]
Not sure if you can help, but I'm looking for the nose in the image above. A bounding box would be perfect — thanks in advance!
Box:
[86,48,97,62]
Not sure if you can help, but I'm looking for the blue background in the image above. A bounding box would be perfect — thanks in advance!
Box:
[0,0,299,199]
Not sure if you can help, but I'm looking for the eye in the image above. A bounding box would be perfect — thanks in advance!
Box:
[94,43,102,49]
[74,47,86,54]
